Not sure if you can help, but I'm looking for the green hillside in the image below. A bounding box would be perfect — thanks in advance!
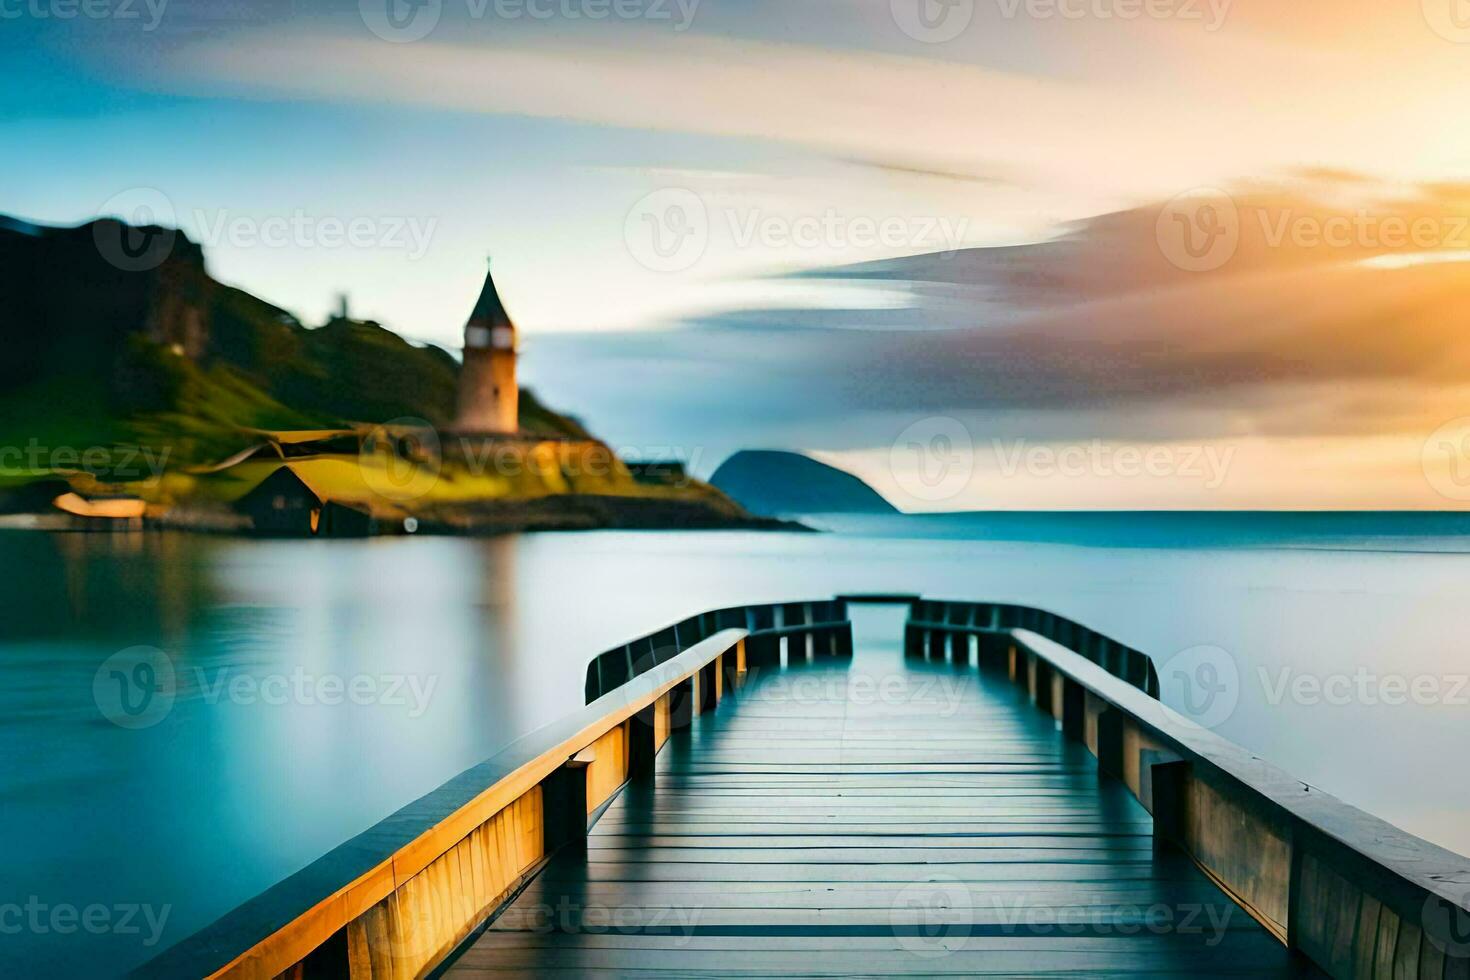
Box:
[0,216,590,474]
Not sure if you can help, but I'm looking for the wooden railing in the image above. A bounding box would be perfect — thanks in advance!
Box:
[907,601,1470,980]
[135,602,854,980]
[904,598,1160,696]
[583,598,853,703]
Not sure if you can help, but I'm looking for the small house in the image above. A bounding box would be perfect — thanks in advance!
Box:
[235,465,375,537]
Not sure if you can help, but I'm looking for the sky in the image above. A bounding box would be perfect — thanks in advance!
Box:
[7,0,1470,508]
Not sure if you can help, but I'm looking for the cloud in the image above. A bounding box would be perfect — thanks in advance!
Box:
[527,181,1470,460]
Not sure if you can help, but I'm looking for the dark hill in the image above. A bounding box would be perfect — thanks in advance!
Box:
[709,450,898,516]
[0,214,587,463]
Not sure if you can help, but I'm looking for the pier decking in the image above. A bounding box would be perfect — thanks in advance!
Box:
[137,598,1470,980]
[447,635,1301,977]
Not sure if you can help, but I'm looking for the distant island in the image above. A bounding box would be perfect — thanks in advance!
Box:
[0,214,796,536]
[709,450,898,516]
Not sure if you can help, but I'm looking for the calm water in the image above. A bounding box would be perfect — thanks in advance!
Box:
[5,515,1470,976]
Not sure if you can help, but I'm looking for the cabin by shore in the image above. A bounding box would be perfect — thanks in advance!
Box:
[234,465,375,537]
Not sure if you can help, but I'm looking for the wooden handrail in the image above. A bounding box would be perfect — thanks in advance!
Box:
[135,628,752,980]
[1009,629,1470,963]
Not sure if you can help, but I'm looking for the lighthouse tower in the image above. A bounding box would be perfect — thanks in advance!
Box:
[454,260,519,434]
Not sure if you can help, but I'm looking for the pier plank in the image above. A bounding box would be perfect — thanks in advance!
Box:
[444,650,1311,977]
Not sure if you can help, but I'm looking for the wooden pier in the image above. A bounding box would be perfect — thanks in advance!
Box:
[136,598,1470,980]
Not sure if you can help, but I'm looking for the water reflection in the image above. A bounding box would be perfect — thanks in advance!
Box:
[4,522,1470,976]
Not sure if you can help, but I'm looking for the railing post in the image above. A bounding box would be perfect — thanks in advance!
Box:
[904,624,925,659]
[950,631,969,665]
[1095,707,1124,780]
[629,714,657,781]
[927,628,946,660]
[541,753,592,854]
[746,632,779,668]
[1061,677,1086,741]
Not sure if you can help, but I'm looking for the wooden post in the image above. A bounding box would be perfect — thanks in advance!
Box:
[1140,750,1186,821]
[1096,707,1124,780]
[1061,677,1086,741]
[746,633,779,669]
[541,754,592,854]
[629,715,658,781]
[949,631,968,665]
[696,659,717,714]
[927,628,946,660]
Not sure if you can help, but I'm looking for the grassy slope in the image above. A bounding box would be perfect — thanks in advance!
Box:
[0,216,752,524]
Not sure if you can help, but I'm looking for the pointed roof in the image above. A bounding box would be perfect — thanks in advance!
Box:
[467,259,514,330]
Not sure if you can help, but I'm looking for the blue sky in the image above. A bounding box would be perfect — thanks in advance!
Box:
[9,0,1470,507]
